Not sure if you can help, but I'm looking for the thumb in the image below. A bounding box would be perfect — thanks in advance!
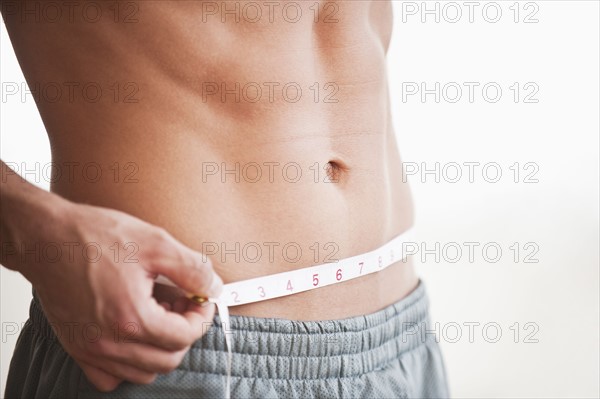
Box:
[149,240,223,299]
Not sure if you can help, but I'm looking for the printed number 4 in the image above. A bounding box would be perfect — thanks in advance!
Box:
[287,280,294,291]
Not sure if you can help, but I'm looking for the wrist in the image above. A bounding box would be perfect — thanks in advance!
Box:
[1,185,74,279]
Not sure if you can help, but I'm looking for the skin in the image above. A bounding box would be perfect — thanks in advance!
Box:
[0,0,417,392]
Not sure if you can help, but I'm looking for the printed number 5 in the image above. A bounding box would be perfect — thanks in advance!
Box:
[313,273,319,286]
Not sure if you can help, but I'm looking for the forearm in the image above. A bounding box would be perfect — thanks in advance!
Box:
[0,160,71,279]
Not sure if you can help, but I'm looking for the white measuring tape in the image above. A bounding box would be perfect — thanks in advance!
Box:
[155,227,414,398]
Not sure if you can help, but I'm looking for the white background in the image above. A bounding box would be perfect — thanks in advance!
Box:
[1,1,599,397]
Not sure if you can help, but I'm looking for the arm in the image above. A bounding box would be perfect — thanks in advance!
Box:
[0,160,223,391]
[1,160,72,278]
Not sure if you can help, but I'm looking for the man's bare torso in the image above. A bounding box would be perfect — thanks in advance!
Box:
[2,0,416,320]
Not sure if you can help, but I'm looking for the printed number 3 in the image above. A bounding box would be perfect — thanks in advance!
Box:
[258,286,265,297]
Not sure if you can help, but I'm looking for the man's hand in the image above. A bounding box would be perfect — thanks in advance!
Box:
[19,202,223,392]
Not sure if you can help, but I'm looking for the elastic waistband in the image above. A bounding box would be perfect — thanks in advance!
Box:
[191,280,432,380]
[30,281,432,380]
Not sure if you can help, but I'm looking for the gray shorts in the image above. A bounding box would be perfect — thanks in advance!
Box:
[5,281,449,399]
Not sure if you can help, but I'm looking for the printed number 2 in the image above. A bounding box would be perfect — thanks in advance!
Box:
[287,280,293,291]
[231,291,240,303]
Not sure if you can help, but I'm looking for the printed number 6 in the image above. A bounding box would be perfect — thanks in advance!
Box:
[313,273,319,286]
[336,269,342,281]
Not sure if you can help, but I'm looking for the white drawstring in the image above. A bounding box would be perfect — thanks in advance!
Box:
[155,277,233,399]
[214,300,232,399]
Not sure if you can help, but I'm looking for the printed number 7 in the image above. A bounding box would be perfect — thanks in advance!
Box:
[359,262,364,274]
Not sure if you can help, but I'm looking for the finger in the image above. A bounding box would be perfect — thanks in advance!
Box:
[78,361,123,392]
[136,299,216,350]
[94,358,158,385]
[185,300,213,317]
[146,233,223,298]
[98,341,190,374]
[179,304,216,341]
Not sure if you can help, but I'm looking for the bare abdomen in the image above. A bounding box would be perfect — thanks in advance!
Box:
[3,0,416,319]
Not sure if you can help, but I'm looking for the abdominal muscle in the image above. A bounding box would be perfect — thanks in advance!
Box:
[3,0,417,320]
